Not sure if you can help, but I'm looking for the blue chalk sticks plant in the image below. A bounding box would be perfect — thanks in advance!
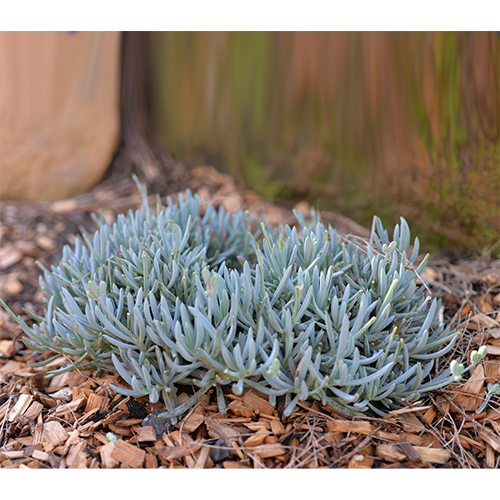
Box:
[0,178,486,423]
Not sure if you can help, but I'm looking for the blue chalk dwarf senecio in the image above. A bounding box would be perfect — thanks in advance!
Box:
[0,179,485,422]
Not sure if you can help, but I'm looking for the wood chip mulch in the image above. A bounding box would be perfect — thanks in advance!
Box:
[1,167,500,469]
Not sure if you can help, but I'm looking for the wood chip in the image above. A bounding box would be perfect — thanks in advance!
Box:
[180,410,205,433]
[100,442,119,469]
[487,345,500,356]
[250,444,286,458]
[136,426,157,443]
[387,405,431,416]
[35,235,55,251]
[479,429,500,452]
[0,450,25,459]
[0,247,22,270]
[65,429,82,447]
[240,392,276,416]
[223,460,251,469]
[144,453,158,469]
[243,428,270,447]
[455,390,486,412]
[0,400,11,420]
[24,401,44,420]
[34,423,45,445]
[0,274,24,295]
[50,199,78,213]
[42,421,69,446]
[376,444,406,461]
[16,437,34,446]
[84,393,108,413]
[157,441,203,461]
[486,445,495,468]
[413,446,451,464]
[8,394,33,422]
[0,360,24,375]
[396,413,426,432]
[326,420,373,435]
[70,454,88,469]
[194,445,211,469]
[110,440,146,468]
[374,430,423,446]
[458,434,483,449]
[171,431,201,469]
[206,419,240,444]
[228,400,254,418]
[485,360,500,383]
[422,405,438,424]
[108,423,133,437]
[31,449,49,462]
[270,419,285,436]
[348,454,374,469]
[489,420,500,434]
[115,418,143,427]
[0,340,16,357]
[66,440,86,468]
[397,441,422,462]
[53,393,87,417]
[244,421,271,431]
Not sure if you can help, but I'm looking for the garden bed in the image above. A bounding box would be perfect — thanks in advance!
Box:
[1,169,499,469]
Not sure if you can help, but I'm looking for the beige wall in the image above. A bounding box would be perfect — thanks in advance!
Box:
[0,31,121,201]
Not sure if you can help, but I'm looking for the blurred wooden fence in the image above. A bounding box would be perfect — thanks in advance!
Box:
[148,32,499,254]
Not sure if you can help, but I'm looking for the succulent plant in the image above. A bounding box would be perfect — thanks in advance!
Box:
[1,181,477,422]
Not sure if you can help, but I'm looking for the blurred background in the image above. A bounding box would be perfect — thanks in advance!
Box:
[1,31,499,256]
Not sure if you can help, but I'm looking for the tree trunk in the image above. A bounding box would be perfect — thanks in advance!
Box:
[105,31,188,194]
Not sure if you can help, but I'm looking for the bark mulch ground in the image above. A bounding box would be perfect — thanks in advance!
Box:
[1,168,499,469]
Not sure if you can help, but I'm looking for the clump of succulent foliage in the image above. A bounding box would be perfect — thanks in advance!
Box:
[0,181,485,422]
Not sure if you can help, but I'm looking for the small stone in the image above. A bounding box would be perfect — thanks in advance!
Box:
[210,438,235,462]
[142,409,173,438]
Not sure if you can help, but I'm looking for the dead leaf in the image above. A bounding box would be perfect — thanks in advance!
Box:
[460,304,473,319]
[471,314,498,329]
[419,267,438,283]
[479,295,494,314]
[462,364,485,395]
